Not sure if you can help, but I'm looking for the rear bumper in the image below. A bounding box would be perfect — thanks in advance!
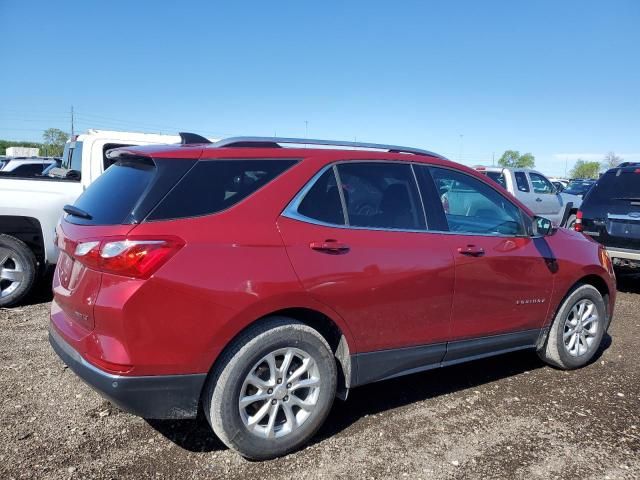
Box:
[49,327,207,419]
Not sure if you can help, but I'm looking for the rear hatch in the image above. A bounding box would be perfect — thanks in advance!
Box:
[52,152,195,341]
[581,166,640,250]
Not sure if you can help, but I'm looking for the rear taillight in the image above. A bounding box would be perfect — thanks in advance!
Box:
[72,236,184,279]
[574,210,583,232]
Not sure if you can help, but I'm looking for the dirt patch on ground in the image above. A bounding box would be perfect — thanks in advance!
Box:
[1,277,639,479]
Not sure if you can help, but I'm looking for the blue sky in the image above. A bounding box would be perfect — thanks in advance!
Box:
[1,0,638,176]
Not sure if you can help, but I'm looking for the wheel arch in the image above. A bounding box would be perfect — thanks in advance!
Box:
[201,305,355,408]
[0,216,45,268]
[538,273,612,350]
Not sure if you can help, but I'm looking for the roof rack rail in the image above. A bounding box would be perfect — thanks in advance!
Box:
[618,162,640,168]
[210,136,445,158]
[179,132,212,145]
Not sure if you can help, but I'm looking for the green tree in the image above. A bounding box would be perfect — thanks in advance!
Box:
[570,159,600,179]
[42,128,69,157]
[602,151,622,171]
[497,150,535,169]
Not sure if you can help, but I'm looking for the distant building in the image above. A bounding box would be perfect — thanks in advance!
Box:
[5,146,39,157]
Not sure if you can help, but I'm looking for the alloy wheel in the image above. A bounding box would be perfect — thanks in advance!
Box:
[238,347,321,439]
[0,247,24,300]
[563,299,599,357]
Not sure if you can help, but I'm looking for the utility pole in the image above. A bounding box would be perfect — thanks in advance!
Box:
[492,152,495,166]
[71,105,75,137]
[304,120,308,139]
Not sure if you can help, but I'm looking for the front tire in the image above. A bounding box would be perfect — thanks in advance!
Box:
[538,284,606,369]
[565,214,577,229]
[0,234,37,307]
[203,317,337,460]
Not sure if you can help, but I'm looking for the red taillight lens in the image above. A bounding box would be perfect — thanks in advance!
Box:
[72,236,184,279]
[574,210,583,232]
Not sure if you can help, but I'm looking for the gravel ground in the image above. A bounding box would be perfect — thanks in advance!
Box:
[1,275,639,480]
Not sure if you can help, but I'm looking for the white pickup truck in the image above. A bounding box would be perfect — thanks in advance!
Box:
[0,130,192,306]
[474,167,581,228]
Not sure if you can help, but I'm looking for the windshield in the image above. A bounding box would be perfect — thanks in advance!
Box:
[564,181,594,195]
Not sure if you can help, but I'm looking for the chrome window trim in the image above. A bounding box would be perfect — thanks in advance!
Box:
[281,159,531,238]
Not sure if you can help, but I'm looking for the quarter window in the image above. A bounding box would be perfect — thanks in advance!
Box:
[336,163,426,230]
[514,171,530,192]
[529,172,554,194]
[430,167,524,236]
[297,168,345,225]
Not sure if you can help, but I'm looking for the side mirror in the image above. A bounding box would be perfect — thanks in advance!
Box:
[534,216,555,236]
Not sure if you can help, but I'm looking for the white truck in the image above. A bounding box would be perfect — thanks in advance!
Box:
[0,130,202,306]
[474,167,581,228]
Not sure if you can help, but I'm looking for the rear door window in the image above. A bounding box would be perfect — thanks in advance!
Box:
[514,172,530,192]
[147,159,298,221]
[336,162,426,230]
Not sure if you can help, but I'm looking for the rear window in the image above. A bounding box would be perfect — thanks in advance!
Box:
[146,159,297,221]
[68,159,157,225]
[591,169,640,200]
[484,171,507,189]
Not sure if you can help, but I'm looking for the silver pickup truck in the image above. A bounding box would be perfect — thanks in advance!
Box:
[475,167,581,228]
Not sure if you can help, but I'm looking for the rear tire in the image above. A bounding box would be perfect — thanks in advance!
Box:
[203,317,337,460]
[538,284,606,369]
[0,234,37,307]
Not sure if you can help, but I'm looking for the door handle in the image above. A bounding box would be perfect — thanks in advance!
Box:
[457,245,484,257]
[535,197,543,202]
[310,240,350,255]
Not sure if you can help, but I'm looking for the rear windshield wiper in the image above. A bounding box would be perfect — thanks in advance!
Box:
[614,197,640,202]
[63,205,92,220]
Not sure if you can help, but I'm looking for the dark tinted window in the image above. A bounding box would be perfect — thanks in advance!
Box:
[148,159,297,221]
[565,180,595,195]
[484,171,507,189]
[590,169,640,199]
[514,172,530,192]
[11,163,45,176]
[69,160,156,225]
[297,168,345,225]
[430,167,524,236]
[336,162,426,230]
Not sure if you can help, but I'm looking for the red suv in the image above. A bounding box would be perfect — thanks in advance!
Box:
[50,135,616,459]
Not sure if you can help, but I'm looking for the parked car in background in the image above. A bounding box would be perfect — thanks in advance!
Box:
[50,135,615,460]
[549,177,569,191]
[0,129,206,307]
[564,179,596,197]
[576,162,640,273]
[474,167,580,226]
[0,157,59,177]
